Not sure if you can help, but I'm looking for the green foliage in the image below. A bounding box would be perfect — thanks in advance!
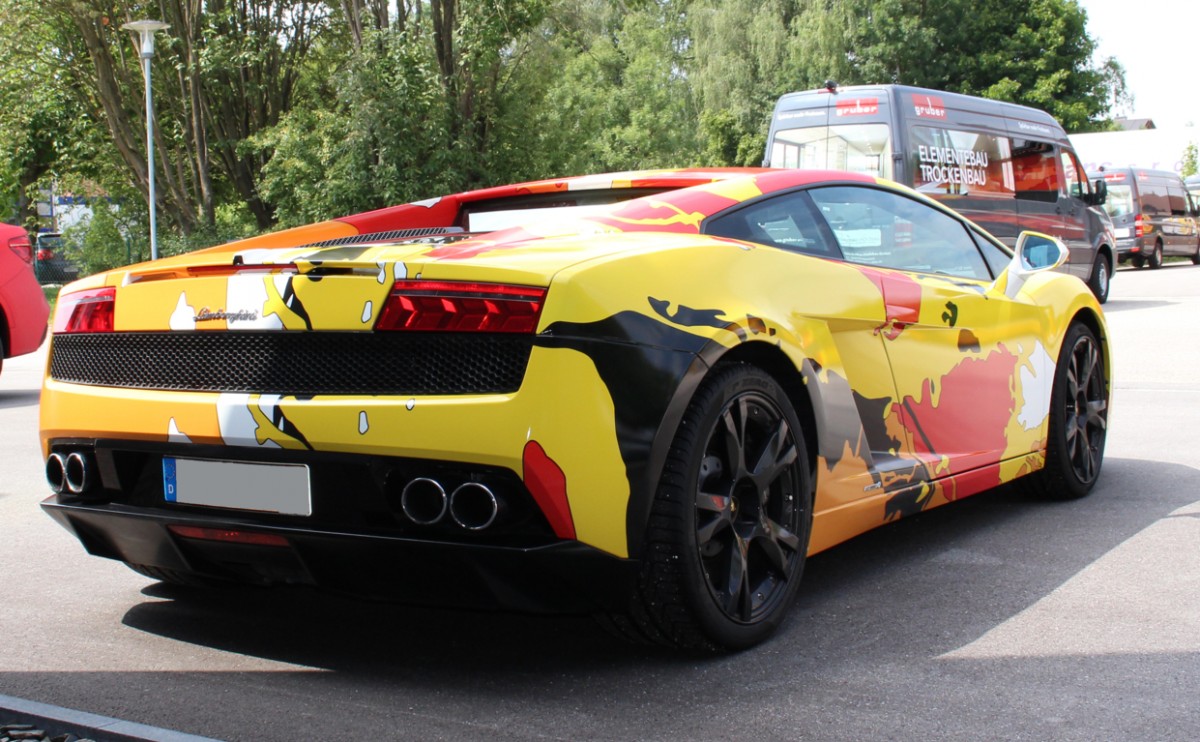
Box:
[1182,144,1199,179]
[5,0,1130,238]
[63,201,133,277]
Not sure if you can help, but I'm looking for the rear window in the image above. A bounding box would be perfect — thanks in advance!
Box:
[769,124,893,179]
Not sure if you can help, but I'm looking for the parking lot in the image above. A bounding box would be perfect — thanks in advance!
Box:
[1,263,1198,740]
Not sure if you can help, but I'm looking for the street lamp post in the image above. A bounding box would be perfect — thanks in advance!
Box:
[122,19,170,261]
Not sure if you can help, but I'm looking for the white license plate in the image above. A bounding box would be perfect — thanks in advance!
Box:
[1114,227,1131,239]
[163,458,312,516]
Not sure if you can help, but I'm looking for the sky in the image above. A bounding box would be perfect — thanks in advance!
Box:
[1079,0,1196,130]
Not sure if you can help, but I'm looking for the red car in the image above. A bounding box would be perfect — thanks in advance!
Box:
[1,223,50,373]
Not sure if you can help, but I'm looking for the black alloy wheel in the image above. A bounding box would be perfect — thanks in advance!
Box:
[619,364,812,651]
[1024,323,1108,499]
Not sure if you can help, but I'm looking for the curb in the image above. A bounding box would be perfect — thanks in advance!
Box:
[1,693,220,742]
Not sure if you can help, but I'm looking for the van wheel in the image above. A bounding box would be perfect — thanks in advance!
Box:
[1191,242,1200,265]
[1088,256,1110,303]
[1148,241,1163,269]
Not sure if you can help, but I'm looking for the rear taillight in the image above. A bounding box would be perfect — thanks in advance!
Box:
[375,280,546,334]
[7,233,33,263]
[1135,214,1144,238]
[53,287,116,334]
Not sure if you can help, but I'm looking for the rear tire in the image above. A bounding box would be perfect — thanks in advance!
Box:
[1022,323,1108,500]
[1148,241,1163,269]
[613,364,813,651]
[1191,241,1200,265]
[1131,254,1145,269]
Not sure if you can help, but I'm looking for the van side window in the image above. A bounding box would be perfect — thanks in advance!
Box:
[1167,182,1189,217]
[909,126,1014,197]
[704,190,837,258]
[1140,179,1170,216]
[1012,140,1060,203]
[808,186,991,280]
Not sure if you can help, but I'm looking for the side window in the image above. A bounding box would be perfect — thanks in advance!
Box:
[1012,140,1061,203]
[969,227,1012,278]
[1060,151,1090,199]
[808,186,991,280]
[1167,183,1189,217]
[1140,181,1169,216]
[705,191,837,257]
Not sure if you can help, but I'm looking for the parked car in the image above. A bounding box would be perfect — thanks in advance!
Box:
[763,83,1115,302]
[34,232,79,284]
[40,169,1110,651]
[0,223,50,375]
[1090,168,1200,268]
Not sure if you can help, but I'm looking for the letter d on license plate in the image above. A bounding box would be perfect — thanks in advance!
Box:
[163,457,312,516]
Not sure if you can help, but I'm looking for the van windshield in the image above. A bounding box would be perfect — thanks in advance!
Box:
[1103,184,1134,218]
[769,124,892,179]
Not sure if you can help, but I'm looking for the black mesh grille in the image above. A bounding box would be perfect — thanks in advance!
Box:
[49,332,533,395]
[305,228,463,247]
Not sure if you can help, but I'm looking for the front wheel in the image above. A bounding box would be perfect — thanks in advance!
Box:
[1088,256,1111,304]
[1023,323,1109,499]
[616,364,813,651]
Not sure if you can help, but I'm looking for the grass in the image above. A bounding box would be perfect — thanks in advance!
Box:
[43,284,58,324]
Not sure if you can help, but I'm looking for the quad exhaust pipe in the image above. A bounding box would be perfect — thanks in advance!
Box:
[46,450,96,495]
[398,476,502,531]
[449,482,501,531]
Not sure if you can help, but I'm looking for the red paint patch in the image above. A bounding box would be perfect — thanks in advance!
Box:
[858,267,923,324]
[523,441,576,540]
[900,346,1019,483]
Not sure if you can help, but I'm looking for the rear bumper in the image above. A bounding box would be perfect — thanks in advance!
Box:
[42,495,639,614]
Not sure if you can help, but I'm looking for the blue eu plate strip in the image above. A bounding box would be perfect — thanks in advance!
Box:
[162,457,178,502]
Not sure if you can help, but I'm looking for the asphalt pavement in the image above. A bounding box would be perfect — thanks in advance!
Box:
[1,263,1198,740]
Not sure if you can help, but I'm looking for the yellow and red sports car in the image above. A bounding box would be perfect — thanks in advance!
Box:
[40,169,1110,650]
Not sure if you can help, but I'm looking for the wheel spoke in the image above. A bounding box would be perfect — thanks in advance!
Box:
[719,400,750,478]
[749,419,798,493]
[756,520,800,578]
[1087,399,1108,429]
[723,536,751,619]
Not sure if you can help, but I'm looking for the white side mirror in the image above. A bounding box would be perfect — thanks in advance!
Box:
[999,231,1068,298]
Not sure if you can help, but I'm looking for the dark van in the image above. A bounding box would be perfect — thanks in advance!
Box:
[764,83,1115,301]
[1091,168,1200,268]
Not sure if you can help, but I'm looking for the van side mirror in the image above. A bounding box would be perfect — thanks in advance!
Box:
[998,231,1068,298]
[1088,178,1107,206]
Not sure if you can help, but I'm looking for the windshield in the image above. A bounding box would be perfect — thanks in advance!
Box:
[769,124,892,179]
[1102,184,1134,218]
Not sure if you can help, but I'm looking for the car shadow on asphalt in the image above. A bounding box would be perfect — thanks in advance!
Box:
[0,390,41,410]
[1099,298,1179,313]
[117,455,1194,679]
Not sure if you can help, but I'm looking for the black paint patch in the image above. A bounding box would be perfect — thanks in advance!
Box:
[540,311,711,554]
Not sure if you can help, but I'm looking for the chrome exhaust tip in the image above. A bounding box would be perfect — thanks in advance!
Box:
[64,451,93,494]
[449,482,500,531]
[45,452,68,494]
[400,478,447,525]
